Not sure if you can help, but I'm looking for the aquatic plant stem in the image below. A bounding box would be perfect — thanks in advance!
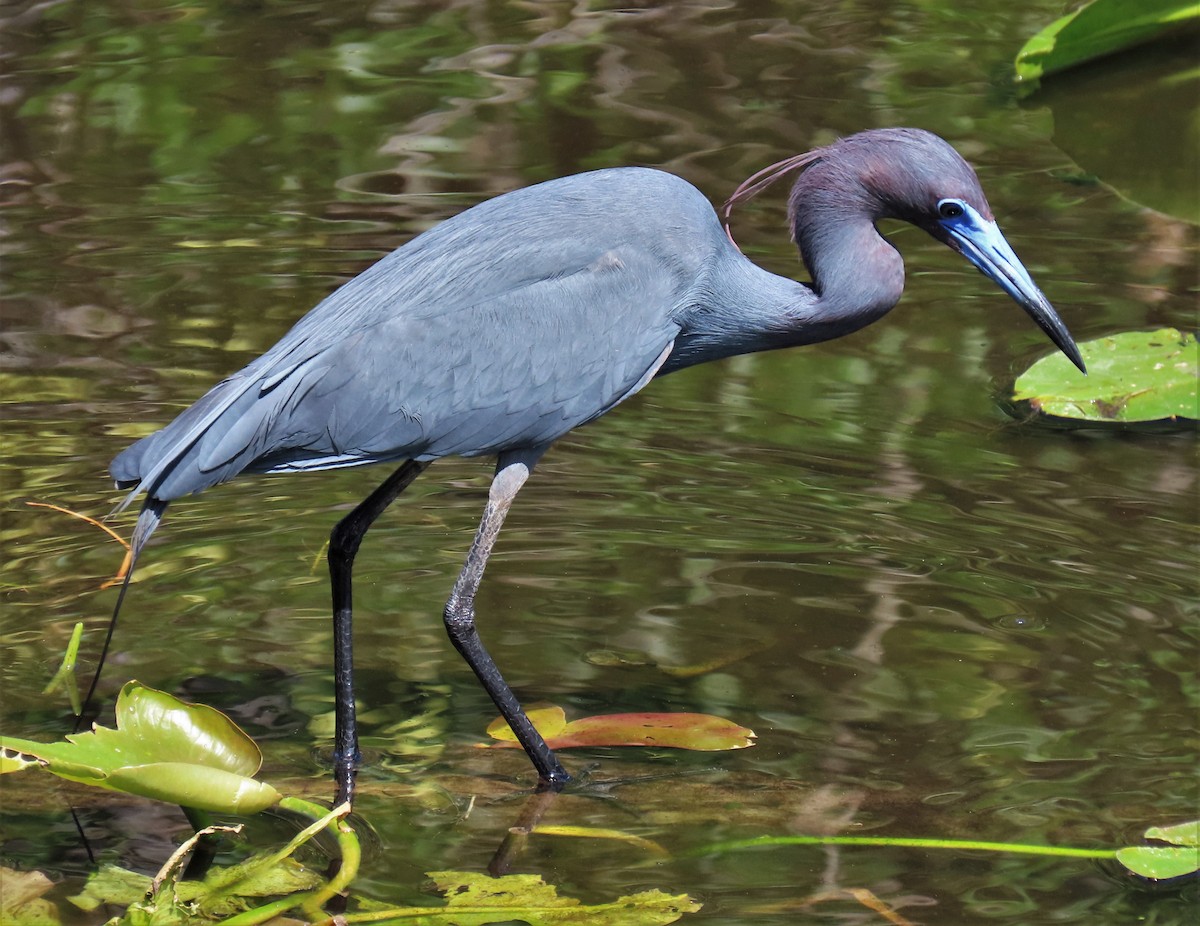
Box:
[700,834,1119,859]
[218,799,360,926]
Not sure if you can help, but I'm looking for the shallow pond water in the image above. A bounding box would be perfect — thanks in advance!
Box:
[2,2,1196,923]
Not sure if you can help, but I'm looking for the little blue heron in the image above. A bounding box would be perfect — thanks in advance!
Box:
[107,128,1084,803]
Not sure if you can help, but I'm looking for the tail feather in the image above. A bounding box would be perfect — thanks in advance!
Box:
[76,498,169,731]
[108,366,272,512]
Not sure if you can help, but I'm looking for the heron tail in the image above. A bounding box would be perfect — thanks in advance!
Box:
[75,497,169,732]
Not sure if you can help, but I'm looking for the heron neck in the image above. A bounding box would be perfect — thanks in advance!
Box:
[800,216,905,335]
[662,222,903,375]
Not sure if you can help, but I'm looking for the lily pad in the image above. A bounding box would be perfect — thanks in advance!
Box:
[1015,0,1200,82]
[483,706,756,751]
[0,867,59,926]
[1013,328,1198,422]
[1116,846,1200,880]
[1145,820,1200,845]
[1118,819,1200,880]
[0,681,279,813]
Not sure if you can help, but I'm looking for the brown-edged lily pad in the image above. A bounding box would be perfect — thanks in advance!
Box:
[482,706,755,751]
[1013,328,1198,422]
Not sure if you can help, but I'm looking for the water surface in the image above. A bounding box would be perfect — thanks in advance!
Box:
[2,2,1196,923]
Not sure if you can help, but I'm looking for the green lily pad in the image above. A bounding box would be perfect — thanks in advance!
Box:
[1116,846,1200,880]
[1118,819,1200,880]
[0,681,279,813]
[1013,328,1198,422]
[1015,0,1200,82]
[483,706,756,751]
[1145,820,1200,846]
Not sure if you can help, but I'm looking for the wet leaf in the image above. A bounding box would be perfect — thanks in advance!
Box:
[1117,819,1200,880]
[70,843,326,917]
[73,800,356,923]
[484,709,755,751]
[1145,820,1200,846]
[1013,329,1198,422]
[529,824,669,856]
[0,749,45,774]
[1014,0,1200,82]
[69,866,170,912]
[1115,846,1200,880]
[485,705,568,742]
[419,870,701,924]
[101,763,279,815]
[0,681,280,813]
[0,867,60,926]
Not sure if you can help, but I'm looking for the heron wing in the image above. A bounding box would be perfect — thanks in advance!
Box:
[110,168,723,502]
[231,241,684,471]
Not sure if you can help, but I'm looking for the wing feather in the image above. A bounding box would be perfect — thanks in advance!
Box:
[111,167,726,502]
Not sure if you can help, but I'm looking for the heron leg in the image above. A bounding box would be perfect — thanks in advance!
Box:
[444,457,570,790]
[329,459,429,806]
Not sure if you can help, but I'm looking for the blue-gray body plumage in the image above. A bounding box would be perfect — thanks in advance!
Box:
[112,167,828,501]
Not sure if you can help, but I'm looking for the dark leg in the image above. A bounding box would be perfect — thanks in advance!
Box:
[329,459,429,806]
[444,459,570,790]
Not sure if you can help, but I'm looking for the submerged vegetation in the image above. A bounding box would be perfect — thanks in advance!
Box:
[2,683,1195,923]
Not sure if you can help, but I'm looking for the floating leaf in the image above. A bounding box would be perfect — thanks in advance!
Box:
[1013,329,1198,422]
[0,749,45,774]
[1117,819,1200,880]
[1014,0,1200,82]
[1145,820,1200,846]
[485,705,569,742]
[0,867,60,926]
[0,681,279,813]
[484,708,755,751]
[1115,846,1200,880]
[423,870,700,924]
[529,824,669,856]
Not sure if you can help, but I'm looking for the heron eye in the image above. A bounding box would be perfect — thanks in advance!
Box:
[938,200,965,219]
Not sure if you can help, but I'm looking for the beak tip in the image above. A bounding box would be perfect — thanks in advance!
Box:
[1062,342,1087,375]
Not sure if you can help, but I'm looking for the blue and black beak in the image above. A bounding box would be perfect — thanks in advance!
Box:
[935,200,1086,374]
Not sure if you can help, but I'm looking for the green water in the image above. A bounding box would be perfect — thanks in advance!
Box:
[2,1,1196,923]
